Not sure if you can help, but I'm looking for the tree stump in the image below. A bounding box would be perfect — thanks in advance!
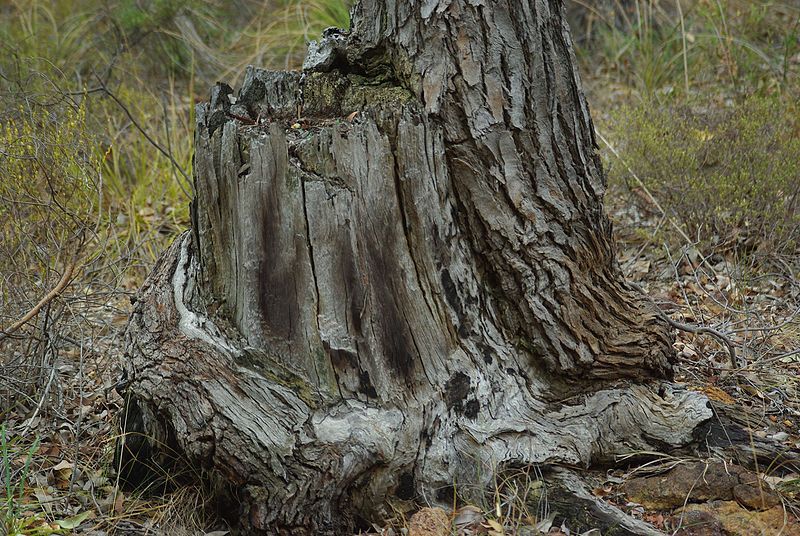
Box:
[119,0,712,533]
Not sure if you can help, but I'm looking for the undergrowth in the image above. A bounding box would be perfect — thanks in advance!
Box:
[0,0,351,532]
[575,0,800,265]
[605,95,799,256]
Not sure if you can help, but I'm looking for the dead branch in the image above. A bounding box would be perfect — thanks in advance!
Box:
[0,261,77,341]
[659,311,738,368]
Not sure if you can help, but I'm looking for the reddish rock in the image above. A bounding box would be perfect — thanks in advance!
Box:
[408,507,451,536]
[668,509,726,536]
[621,461,779,512]
[621,461,739,509]
[675,501,797,536]
[732,482,780,511]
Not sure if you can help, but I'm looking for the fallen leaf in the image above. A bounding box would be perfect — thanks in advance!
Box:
[52,460,73,490]
[592,485,612,498]
[51,460,72,471]
[698,386,735,404]
[534,511,557,533]
[453,505,483,529]
[55,510,94,529]
[114,490,125,514]
[33,488,54,516]
[483,518,504,535]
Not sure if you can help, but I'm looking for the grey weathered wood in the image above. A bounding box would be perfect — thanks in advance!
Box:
[120,1,712,533]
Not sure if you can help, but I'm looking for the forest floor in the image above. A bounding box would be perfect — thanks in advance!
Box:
[2,1,800,535]
[5,179,800,536]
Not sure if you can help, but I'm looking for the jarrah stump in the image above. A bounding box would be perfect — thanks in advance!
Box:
[120,0,711,533]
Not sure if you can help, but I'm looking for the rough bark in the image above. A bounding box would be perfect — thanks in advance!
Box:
[119,1,712,533]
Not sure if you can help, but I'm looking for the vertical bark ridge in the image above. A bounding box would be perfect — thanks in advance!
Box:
[343,0,673,379]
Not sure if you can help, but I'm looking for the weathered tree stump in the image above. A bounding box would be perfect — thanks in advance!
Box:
[119,1,712,533]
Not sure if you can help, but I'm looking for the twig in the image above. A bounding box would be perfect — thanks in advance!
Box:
[19,365,56,437]
[664,244,702,329]
[659,311,738,368]
[0,261,76,341]
[94,73,192,195]
[621,212,667,274]
[752,348,800,367]
[726,305,800,334]
[161,97,192,199]
[676,0,690,94]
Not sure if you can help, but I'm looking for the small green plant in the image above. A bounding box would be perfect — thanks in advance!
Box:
[1,425,45,535]
[0,97,104,396]
[1,426,94,535]
[570,1,800,261]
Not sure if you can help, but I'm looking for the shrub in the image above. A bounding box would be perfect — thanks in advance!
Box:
[603,95,800,255]
[0,97,108,402]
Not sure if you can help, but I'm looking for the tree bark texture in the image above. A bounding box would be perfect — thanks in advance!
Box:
[120,0,711,533]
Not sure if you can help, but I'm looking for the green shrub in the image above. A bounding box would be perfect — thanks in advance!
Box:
[603,95,800,255]
[0,97,109,399]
